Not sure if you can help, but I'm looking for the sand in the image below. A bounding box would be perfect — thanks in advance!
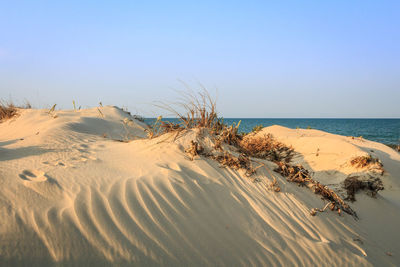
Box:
[0,106,399,266]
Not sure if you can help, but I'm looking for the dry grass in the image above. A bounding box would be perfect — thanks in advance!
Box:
[239,133,294,162]
[269,177,281,192]
[148,89,221,139]
[217,121,242,146]
[0,101,31,122]
[211,152,255,177]
[0,102,18,122]
[185,140,203,160]
[274,161,358,218]
[155,88,219,130]
[213,137,223,151]
[350,155,382,168]
[350,155,384,175]
[145,116,163,139]
[154,88,360,218]
[159,121,184,133]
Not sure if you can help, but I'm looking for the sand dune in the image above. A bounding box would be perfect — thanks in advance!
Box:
[0,106,399,266]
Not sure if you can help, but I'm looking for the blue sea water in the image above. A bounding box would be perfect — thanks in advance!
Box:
[144,118,400,146]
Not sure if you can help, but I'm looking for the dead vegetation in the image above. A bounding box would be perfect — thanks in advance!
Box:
[350,155,382,168]
[0,101,31,122]
[185,140,203,161]
[153,88,375,218]
[239,133,294,162]
[145,116,163,139]
[160,121,184,134]
[350,155,384,175]
[0,102,18,122]
[274,161,358,218]
[211,152,256,177]
[154,89,219,130]
[217,121,242,146]
[343,175,384,201]
[269,177,281,192]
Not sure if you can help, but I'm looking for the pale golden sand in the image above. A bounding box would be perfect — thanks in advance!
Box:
[0,106,399,266]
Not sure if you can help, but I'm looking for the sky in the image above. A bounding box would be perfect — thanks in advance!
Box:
[0,0,399,118]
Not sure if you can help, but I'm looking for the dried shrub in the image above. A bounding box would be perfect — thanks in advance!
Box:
[269,177,281,192]
[185,140,203,160]
[275,161,358,219]
[160,121,183,133]
[239,134,294,163]
[310,202,337,216]
[350,155,384,175]
[344,175,384,201]
[210,119,225,134]
[213,137,223,151]
[152,88,359,219]
[218,121,242,146]
[0,102,18,122]
[212,152,255,177]
[350,155,382,168]
[274,162,310,185]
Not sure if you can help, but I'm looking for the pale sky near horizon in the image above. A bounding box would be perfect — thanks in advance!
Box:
[0,0,399,118]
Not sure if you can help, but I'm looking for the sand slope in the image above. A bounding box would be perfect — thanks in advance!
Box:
[0,107,399,266]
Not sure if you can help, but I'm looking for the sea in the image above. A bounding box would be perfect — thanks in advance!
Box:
[144,118,400,146]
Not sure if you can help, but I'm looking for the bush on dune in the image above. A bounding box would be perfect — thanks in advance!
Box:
[0,102,18,122]
[0,101,32,122]
[149,88,364,218]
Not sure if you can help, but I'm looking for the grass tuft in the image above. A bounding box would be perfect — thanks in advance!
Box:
[0,102,18,122]
[350,155,384,175]
[0,101,31,122]
[350,155,381,168]
[154,88,219,132]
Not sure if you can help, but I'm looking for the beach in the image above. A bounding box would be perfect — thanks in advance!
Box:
[1,106,399,266]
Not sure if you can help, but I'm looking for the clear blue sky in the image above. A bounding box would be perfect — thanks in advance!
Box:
[1,0,399,117]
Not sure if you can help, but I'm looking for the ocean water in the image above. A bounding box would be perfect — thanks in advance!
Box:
[144,118,400,146]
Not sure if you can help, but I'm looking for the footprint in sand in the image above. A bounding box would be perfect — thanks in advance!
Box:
[19,169,48,182]
[42,160,68,168]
